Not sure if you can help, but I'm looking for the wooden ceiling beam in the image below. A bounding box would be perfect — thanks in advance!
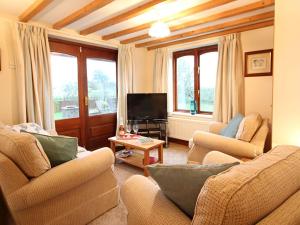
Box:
[136,11,274,48]
[103,0,235,40]
[19,0,54,22]
[53,0,114,29]
[147,20,274,50]
[120,0,274,44]
[80,0,167,35]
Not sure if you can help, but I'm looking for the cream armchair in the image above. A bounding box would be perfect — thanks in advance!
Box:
[188,119,269,164]
[122,146,300,225]
[0,130,119,225]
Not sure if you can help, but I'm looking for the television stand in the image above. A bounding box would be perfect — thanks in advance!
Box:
[128,120,168,147]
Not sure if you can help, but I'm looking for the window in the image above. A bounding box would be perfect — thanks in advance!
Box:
[51,53,79,120]
[87,58,117,115]
[173,45,218,114]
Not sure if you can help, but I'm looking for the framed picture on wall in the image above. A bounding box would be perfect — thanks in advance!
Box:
[245,49,273,77]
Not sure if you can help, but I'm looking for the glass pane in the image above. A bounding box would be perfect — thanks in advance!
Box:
[51,53,79,120]
[87,59,117,116]
[176,55,194,110]
[199,52,218,112]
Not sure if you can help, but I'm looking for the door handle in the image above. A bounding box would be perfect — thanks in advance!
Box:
[85,96,89,106]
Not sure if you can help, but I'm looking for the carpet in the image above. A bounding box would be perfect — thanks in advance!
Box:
[89,142,189,225]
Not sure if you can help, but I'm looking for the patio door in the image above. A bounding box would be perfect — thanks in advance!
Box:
[49,40,117,149]
[82,48,117,149]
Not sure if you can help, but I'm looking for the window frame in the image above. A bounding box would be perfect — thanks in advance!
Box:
[173,45,218,114]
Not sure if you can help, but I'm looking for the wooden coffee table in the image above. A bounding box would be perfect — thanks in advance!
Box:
[108,136,164,176]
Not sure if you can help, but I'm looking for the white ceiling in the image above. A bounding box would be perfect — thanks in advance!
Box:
[0,0,274,43]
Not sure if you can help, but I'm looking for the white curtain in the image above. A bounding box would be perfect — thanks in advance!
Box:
[15,23,54,130]
[153,48,168,93]
[213,33,244,123]
[116,45,134,131]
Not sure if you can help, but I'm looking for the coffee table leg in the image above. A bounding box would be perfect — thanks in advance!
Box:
[110,141,116,163]
[144,150,150,176]
[158,144,163,163]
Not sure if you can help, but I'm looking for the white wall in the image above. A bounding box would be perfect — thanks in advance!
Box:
[133,48,152,93]
[241,26,274,122]
[272,0,300,146]
[0,18,19,124]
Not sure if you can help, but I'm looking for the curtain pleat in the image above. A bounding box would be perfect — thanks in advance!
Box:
[16,23,54,130]
[116,45,134,132]
[153,48,168,93]
[214,33,244,123]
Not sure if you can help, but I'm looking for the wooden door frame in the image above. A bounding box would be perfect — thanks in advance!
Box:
[49,38,118,148]
[81,47,118,149]
[49,40,86,146]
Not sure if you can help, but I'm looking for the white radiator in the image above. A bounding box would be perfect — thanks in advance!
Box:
[167,115,212,141]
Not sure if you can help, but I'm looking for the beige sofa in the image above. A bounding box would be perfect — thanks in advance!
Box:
[0,129,119,225]
[188,118,269,164]
[122,145,300,225]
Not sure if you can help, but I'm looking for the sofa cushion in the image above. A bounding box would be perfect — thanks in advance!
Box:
[220,113,244,138]
[0,129,51,178]
[5,123,50,135]
[24,132,78,167]
[147,162,239,218]
[236,113,262,142]
[192,145,300,225]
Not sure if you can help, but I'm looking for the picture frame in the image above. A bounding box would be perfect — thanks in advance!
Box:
[244,49,273,77]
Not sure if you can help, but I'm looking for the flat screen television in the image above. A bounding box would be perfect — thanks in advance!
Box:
[127,93,167,121]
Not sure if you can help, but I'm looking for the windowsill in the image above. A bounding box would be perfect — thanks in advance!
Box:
[168,111,213,121]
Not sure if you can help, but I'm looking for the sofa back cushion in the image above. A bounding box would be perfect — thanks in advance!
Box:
[236,113,262,142]
[192,145,300,225]
[250,119,269,153]
[0,129,51,178]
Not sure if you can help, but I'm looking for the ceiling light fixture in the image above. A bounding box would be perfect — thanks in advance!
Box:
[149,21,170,38]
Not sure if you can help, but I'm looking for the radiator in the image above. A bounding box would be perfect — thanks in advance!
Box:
[167,116,212,141]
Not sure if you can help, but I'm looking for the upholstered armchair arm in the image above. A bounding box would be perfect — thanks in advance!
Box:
[192,131,260,159]
[121,175,191,225]
[8,147,114,210]
[202,151,243,165]
[208,122,227,134]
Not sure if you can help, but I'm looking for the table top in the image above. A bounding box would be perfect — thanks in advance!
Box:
[108,136,165,151]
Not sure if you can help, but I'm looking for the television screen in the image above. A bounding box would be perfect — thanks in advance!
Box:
[127,93,167,120]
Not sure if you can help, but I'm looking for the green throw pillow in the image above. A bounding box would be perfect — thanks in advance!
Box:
[23,131,78,167]
[147,162,239,218]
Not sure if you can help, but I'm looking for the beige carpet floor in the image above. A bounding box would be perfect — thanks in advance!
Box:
[89,142,189,225]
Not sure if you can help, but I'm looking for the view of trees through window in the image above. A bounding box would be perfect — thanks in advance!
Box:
[87,59,117,116]
[199,52,218,112]
[174,45,218,113]
[51,53,79,120]
[176,55,194,110]
[51,54,117,120]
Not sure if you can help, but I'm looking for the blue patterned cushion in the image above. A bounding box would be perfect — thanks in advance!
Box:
[5,123,49,135]
[220,114,244,138]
